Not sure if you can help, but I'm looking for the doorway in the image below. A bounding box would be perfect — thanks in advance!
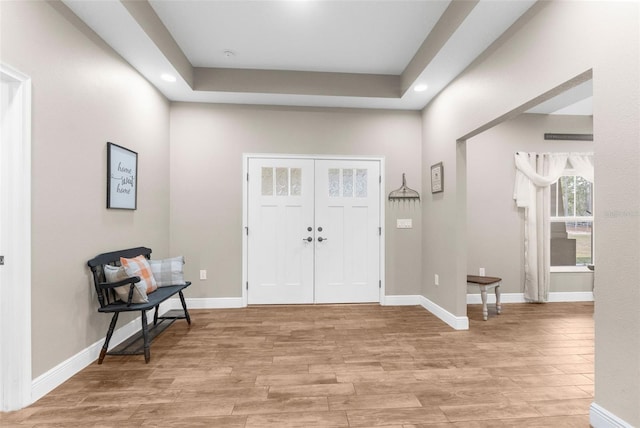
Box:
[0,63,32,411]
[246,156,382,305]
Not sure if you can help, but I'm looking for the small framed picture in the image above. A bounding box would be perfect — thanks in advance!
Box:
[107,142,138,210]
[431,162,443,193]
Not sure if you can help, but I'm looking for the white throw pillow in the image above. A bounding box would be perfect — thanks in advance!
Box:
[104,264,148,304]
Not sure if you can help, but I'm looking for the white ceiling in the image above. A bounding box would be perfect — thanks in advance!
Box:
[150,1,448,74]
[63,0,539,110]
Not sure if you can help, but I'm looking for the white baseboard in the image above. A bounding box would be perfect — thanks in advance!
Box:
[178,297,245,309]
[383,295,421,306]
[590,402,633,428]
[548,291,594,302]
[384,295,468,330]
[31,338,100,404]
[418,296,469,330]
[467,291,594,304]
[466,292,525,304]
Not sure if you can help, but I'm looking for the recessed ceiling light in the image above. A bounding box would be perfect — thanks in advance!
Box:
[161,73,176,83]
[414,84,428,92]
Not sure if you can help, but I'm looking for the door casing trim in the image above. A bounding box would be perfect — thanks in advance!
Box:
[0,63,32,411]
[242,153,386,307]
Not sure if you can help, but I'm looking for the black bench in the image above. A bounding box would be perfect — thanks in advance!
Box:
[87,247,191,363]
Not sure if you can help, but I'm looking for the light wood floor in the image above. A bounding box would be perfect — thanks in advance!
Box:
[2,302,594,427]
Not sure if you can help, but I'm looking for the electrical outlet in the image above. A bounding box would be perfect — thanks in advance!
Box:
[479,267,485,276]
[199,270,207,280]
[434,274,439,286]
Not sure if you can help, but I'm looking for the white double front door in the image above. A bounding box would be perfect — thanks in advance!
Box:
[247,157,381,304]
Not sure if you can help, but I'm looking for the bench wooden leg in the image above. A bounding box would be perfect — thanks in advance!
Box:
[141,310,151,363]
[153,305,159,326]
[480,286,489,321]
[495,284,502,315]
[99,312,119,364]
[179,290,191,325]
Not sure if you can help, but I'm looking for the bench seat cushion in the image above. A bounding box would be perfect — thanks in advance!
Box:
[98,282,191,313]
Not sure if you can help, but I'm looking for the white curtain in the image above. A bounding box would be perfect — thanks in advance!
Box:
[568,154,594,183]
[513,153,568,302]
[513,152,594,302]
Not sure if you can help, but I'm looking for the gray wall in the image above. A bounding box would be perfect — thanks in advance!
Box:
[420,1,639,424]
[467,113,594,296]
[169,103,423,299]
[0,1,171,378]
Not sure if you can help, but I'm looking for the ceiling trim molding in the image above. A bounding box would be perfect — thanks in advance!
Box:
[121,0,194,87]
[194,68,400,98]
[400,0,478,95]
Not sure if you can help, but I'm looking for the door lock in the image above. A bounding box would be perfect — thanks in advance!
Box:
[307,226,313,232]
[317,227,323,232]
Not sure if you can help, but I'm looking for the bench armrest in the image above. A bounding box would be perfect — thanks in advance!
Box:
[98,276,141,290]
[99,276,141,306]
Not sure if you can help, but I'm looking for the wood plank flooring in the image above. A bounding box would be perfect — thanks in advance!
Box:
[1,302,594,427]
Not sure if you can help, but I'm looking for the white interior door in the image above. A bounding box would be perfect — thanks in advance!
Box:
[247,158,315,304]
[247,157,380,304]
[314,160,380,303]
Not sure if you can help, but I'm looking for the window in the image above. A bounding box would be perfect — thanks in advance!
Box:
[550,174,593,267]
[261,167,302,196]
[328,168,367,198]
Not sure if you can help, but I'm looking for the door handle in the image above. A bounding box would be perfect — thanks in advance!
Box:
[317,237,327,242]
[303,237,313,242]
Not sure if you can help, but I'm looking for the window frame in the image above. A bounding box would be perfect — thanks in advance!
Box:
[549,170,594,271]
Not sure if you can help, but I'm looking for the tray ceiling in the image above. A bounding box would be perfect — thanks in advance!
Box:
[63,0,538,110]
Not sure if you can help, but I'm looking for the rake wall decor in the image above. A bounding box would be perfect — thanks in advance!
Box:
[388,173,420,201]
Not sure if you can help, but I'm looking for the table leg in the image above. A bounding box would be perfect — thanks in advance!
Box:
[495,284,502,315]
[480,286,488,321]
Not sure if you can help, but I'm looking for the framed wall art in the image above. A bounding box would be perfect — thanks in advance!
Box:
[107,142,138,210]
[431,162,443,193]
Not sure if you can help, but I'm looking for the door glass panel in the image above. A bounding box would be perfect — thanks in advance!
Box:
[343,169,353,197]
[290,168,302,196]
[355,169,367,197]
[261,167,273,196]
[276,167,289,196]
[328,168,340,197]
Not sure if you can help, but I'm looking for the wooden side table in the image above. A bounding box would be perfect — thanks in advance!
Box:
[467,275,502,321]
